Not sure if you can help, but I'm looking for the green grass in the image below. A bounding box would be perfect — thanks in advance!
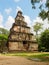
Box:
[28,54,49,62]
[1,52,49,62]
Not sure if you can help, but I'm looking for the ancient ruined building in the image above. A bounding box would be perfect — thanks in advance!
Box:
[7,11,38,51]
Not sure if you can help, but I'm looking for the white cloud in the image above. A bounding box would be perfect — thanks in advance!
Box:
[24,15,32,27]
[14,0,20,2]
[16,6,23,13]
[5,8,12,14]
[40,0,46,4]
[32,17,43,25]
[42,0,46,3]
[32,17,49,35]
[0,14,3,22]
[0,13,4,28]
[43,18,49,30]
[4,16,14,30]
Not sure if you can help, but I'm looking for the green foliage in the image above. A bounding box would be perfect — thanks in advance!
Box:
[0,34,8,40]
[33,22,42,43]
[31,0,49,20]
[0,34,8,51]
[0,28,9,52]
[31,0,40,5]
[0,27,9,43]
[39,10,49,20]
[39,10,47,20]
[38,29,49,52]
[0,28,9,35]
[46,0,49,8]
[33,22,42,34]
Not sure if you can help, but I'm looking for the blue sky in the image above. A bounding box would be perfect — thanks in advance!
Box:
[0,0,40,20]
[0,0,49,34]
[0,0,40,29]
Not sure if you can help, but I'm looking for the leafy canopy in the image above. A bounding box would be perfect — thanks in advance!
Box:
[0,28,9,35]
[31,0,49,20]
[33,22,42,34]
[39,29,49,51]
[0,27,9,40]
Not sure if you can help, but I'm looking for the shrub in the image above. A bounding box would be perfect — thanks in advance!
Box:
[38,29,49,52]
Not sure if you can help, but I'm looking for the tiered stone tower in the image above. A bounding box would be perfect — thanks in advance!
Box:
[7,11,38,51]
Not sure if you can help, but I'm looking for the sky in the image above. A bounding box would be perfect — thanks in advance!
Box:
[0,0,49,34]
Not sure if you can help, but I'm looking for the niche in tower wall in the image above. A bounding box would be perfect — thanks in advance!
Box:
[27,28,30,33]
[26,34,29,40]
[16,16,20,20]
[22,34,25,40]
[23,41,30,50]
[21,21,27,26]
[13,26,20,32]
[19,34,26,40]
[26,28,30,33]
[16,20,21,25]
[19,34,22,40]
[21,27,30,33]
[11,34,19,40]
[21,27,25,33]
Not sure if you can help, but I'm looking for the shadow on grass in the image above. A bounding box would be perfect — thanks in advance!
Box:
[27,54,49,62]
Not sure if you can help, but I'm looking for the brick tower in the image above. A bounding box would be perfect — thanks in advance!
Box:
[7,11,38,51]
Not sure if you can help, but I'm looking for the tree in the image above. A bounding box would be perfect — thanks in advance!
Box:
[33,22,42,35]
[0,28,9,35]
[0,28,9,52]
[38,29,49,51]
[33,22,42,42]
[31,0,49,20]
[0,34,8,52]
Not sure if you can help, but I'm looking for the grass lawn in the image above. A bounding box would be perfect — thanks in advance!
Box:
[1,52,49,62]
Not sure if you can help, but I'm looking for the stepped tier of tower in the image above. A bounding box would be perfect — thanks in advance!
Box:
[7,11,38,51]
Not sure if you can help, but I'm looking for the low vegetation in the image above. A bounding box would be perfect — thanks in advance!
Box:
[38,29,49,52]
[0,28,9,52]
[1,52,49,62]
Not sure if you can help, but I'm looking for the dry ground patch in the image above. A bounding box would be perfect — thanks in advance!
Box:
[0,52,49,65]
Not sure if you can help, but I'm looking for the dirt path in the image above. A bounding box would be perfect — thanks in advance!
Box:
[0,55,49,65]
